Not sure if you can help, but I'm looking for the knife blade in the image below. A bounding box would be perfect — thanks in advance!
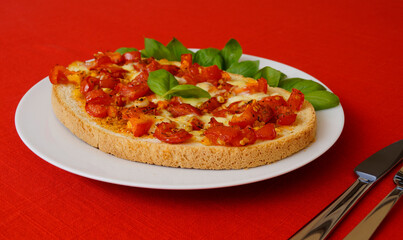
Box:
[344,165,403,240]
[290,139,403,240]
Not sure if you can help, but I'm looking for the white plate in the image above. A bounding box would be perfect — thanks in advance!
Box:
[15,54,344,190]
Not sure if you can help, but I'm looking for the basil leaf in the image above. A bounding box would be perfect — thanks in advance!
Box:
[164,85,211,99]
[115,47,138,54]
[305,90,340,110]
[166,37,194,61]
[142,38,174,60]
[226,60,259,77]
[194,48,223,69]
[278,78,304,91]
[147,69,179,97]
[254,66,286,87]
[220,39,242,70]
[292,80,326,94]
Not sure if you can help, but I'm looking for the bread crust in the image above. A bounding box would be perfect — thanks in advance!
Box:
[51,83,316,170]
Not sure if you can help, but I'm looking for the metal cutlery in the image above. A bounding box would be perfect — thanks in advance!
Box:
[344,165,403,240]
[290,139,403,240]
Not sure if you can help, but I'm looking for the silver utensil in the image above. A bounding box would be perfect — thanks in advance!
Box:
[290,139,403,240]
[344,165,403,240]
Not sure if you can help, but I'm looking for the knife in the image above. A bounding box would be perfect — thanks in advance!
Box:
[344,165,403,240]
[290,139,403,240]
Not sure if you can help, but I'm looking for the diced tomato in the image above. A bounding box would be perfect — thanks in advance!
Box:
[116,82,149,101]
[190,117,204,130]
[107,106,118,118]
[276,106,297,125]
[218,82,234,91]
[128,114,154,137]
[167,103,202,118]
[154,122,192,144]
[255,123,276,140]
[85,103,109,118]
[133,71,149,84]
[204,125,241,146]
[111,94,126,107]
[211,108,228,118]
[201,65,222,85]
[288,88,305,112]
[231,127,257,146]
[80,76,99,95]
[145,58,162,72]
[208,117,224,127]
[99,77,119,89]
[49,65,70,84]
[105,52,123,64]
[256,101,274,123]
[180,54,192,70]
[257,78,268,94]
[227,101,247,114]
[122,51,141,63]
[229,103,258,128]
[199,97,222,113]
[85,89,111,105]
[161,65,180,75]
[260,95,287,111]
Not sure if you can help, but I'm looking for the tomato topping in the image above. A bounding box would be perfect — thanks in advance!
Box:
[49,65,70,84]
[85,89,111,105]
[122,51,141,63]
[231,127,257,146]
[260,95,287,111]
[288,88,304,112]
[85,103,109,118]
[105,52,123,64]
[201,65,222,85]
[257,78,268,94]
[190,117,204,130]
[276,106,297,125]
[167,103,202,118]
[154,122,192,144]
[227,101,247,114]
[99,77,119,89]
[161,65,180,75]
[180,54,192,70]
[255,123,276,140]
[128,114,154,137]
[204,125,241,146]
[116,77,149,101]
[107,106,118,118]
[199,97,222,113]
[145,58,162,72]
[211,108,228,118]
[257,101,274,123]
[208,118,224,127]
[111,94,126,107]
[80,76,99,95]
[229,103,258,128]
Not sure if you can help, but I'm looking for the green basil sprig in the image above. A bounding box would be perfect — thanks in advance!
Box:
[167,37,194,61]
[147,69,211,100]
[304,91,340,110]
[278,77,339,110]
[220,38,242,69]
[141,38,175,60]
[194,48,223,69]
[115,47,138,54]
[226,60,260,78]
[254,66,286,87]
[117,37,340,110]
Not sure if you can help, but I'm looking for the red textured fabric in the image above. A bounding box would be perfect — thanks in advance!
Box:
[1,0,402,239]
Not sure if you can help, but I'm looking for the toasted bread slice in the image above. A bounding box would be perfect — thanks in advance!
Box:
[51,82,316,170]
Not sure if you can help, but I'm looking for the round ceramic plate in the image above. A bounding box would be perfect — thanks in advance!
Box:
[15,54,344,190]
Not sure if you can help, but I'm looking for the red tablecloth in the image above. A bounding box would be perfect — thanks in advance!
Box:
[1,0,402,239]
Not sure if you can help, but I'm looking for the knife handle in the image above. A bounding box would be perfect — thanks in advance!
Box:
[290,178,373,240]
[344,186,403,240]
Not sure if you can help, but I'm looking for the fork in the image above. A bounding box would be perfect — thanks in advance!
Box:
[344,165,403,240]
